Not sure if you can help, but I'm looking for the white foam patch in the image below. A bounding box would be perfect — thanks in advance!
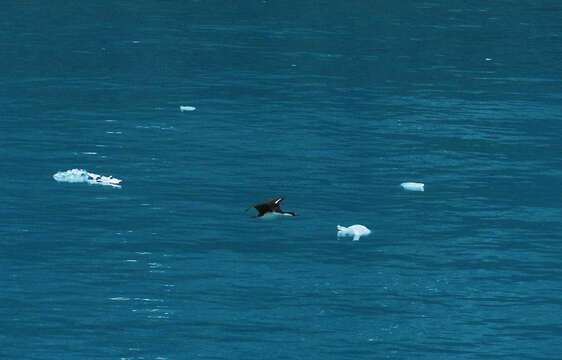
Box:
[53,169,122,188]
[179,105,196,112]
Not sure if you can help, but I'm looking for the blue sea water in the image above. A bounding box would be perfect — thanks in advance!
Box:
[2,1,562,359]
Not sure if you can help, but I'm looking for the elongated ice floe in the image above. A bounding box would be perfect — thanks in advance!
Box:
[401,182,424,192]
[179,105,196,112]
[53,169,122,188]
[337,224,371,241]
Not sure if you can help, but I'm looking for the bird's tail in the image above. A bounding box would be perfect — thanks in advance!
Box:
[245,207,260,218]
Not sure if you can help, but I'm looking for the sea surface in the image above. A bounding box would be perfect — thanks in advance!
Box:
[2,1,562,359]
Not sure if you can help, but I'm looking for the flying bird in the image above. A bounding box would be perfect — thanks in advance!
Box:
[247,197,296,219]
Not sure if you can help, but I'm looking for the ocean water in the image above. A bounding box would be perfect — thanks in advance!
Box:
[2,1,562,359]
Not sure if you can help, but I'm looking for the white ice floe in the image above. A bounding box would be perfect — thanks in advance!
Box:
[179,105,196,112]
[400,182,424,192]
[87,172,122,187]
[53,169,89,183]
[53,169,122,188]
[337,224,371,241]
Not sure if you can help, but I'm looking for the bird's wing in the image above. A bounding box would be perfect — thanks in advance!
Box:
[271,197,284,211]
[253,203,272,216]
[250,197,284,215]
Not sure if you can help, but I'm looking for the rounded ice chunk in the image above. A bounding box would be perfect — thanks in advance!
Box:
[337,224,371,241]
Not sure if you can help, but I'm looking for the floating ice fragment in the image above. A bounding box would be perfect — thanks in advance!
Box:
[337,224,371,241]
[53,169,122,188]
[179,105,196,112]
[53,169,89,183]
[87,172,122,187]
[401,182,424,192]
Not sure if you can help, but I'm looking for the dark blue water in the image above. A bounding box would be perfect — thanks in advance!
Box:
[2,2,562,359]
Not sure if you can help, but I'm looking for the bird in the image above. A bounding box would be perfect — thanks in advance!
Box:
[247,197,296,219]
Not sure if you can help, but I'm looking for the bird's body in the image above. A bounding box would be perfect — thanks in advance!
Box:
[248,197,296,218]
[259,212,295,220]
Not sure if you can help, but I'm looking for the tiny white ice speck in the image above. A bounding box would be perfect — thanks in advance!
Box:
[401,182,425,192]
[180,105,196,112]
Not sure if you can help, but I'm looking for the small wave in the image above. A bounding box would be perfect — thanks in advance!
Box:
[134,297,164,302]
[53,169,122,188]
[135,125,175,131]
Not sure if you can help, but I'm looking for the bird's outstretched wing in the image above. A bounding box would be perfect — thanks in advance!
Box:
[271,197,284,211]
[252,203,271,216]
[248,197,284,216]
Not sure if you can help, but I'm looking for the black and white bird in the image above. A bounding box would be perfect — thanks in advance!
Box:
[247,197,296,219]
